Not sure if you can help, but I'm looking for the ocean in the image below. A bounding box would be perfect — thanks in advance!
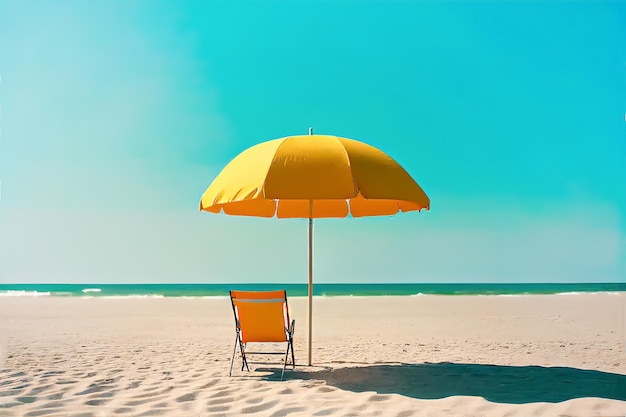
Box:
[0,283,624,298]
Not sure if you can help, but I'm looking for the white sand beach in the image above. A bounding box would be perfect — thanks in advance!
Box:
[1,294,625,416]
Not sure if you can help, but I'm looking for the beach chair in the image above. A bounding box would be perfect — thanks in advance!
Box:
[229,290,296,380]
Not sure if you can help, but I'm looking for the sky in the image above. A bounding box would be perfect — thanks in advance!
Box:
[0,0,624,284]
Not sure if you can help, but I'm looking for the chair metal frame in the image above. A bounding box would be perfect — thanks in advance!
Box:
[229,290,296,380]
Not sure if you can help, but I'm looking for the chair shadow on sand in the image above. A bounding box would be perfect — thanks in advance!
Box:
[265,362,626,404]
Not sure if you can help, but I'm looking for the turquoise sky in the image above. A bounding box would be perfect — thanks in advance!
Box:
[0,0,624,284]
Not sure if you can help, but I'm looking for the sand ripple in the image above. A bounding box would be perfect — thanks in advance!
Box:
[1,296,625,416]
[1,341,625,417]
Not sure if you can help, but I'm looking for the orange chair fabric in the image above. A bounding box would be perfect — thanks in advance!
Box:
[228,290,295,379]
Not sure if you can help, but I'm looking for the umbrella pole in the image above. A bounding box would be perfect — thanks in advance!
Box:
[307,127,314,366]
[307,199,313,366]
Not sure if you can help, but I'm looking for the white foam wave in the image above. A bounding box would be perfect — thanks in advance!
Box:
[0,290,51,297]
[97,294,166,299]
[81,288,102,293]
[556,291,624,296]
[179,296,230,300]
[78,295,229,300]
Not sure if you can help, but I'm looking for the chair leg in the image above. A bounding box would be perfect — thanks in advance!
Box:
[288,320,296,369]
[240,342,249,372]
[281,338,296,380]
[229,333,239,376]
[281,344,289,380]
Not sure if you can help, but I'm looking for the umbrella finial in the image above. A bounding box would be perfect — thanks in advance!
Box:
[308,127,313,135]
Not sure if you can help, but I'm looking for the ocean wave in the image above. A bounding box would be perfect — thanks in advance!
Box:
[97,294,166,299]
[77,295,229,300]
[179,296,230,300]
[81,288,102,293]
[555,291,624,296]
[0,290,51,297]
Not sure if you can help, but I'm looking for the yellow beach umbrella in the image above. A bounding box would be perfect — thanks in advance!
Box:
[200,129,429,365]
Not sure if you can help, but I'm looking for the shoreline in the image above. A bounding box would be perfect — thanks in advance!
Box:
[2,291,626,300]
[2,282,625,300]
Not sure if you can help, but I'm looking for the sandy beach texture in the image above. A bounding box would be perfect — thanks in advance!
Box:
[1,294,625,416]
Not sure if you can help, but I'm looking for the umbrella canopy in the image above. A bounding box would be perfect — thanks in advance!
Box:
[200,132,429,365]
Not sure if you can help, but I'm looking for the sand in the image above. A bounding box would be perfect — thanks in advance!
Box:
[1,293,625,416]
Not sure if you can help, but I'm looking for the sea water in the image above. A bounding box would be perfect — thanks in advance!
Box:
[0,282,624,298]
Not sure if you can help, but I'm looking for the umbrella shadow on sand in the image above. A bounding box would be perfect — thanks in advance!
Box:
[268,362,626,404]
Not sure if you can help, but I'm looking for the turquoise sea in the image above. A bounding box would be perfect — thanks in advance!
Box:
[0,283,624,298]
